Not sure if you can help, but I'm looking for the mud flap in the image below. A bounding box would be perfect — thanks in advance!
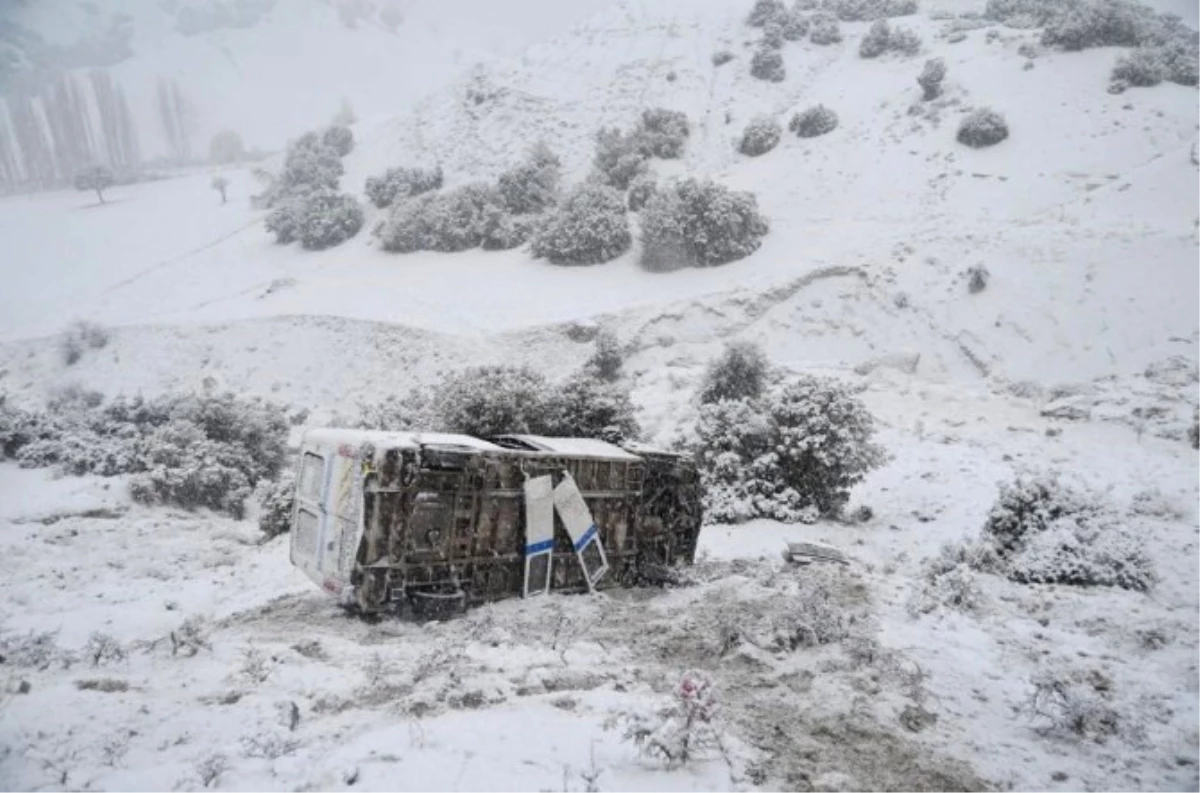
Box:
[523,475,555,598]
[553,473,609,591]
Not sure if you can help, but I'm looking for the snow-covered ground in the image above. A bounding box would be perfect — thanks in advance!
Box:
[0,0,1197,789]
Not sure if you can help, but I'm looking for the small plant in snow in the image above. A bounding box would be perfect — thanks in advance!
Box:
[907,542,987,616]
[0,629,66,671]
[640,178,769,270]
[623,672,723,766]
[84,632,125,667]
[966,264,990,293]
[918,57,947,99]
[740,116,783,156]
[809,12,843,44]
[712,50,735,66]
[584,330,624,382]
[957,108,1009,148]
[773,571,852,648]
[1189,406,1198,449]
[257,470,296,538]
[790,104,839,138]
[170,617,212,657]
[240,734,300,760]
[195,753,228,788]
[1027,669,1121,742]
[750,47,786,81]
[1128,487,1186,520]
[531,182,631,266]
[239,647,271,684]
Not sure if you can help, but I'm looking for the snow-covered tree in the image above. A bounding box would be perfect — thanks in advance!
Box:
[435,366,552,437]
[294,192,364,250]
[860,18,891,57]
[638,108,690,159]
[364,164,443,208]
[497,142,561,214]
[543,372,640,443]
[809,12,843,44]
[789,104,839,138]
[746,0,787,26]
[531,182,631,265]
[593,127,650,190]
[211,175,229,204]
[750,48,786,81]
[699,341,771,404]
[377,183,505,253]
[584,330,624,382]
[640,178,769,270]
[739,116,782,156]
[957,108,1009,148]
[628,172,658,211]
[73,163,114,204]
[321,124,354,157]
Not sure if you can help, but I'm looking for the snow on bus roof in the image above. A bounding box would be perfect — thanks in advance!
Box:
[302,428,503,451]
[495,435,642,461]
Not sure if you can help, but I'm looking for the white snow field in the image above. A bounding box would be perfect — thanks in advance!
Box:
[0,0,1197,790]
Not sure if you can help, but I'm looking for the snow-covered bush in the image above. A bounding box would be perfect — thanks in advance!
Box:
[977,475,1157,591]
[4,393,288,519]
[1027,669,1121,742]
[822,0,918,21]
[627,172,658,211]
[918,57,947,99]
[740,116,783,156]
[780,9,810,39]
[1111,47,1166,86]
[984,0,1064,26]
[774,570,852,648]
[889,26,922,54]
[860,19,891,56]
[321,124,354,157]
[255,130,346,209]
[1041,0,1168,51]
[908,542,987,616]
[295,192,364,250]
[542,372,640,443]
[1189,407,1199,449]
[789,104,839,138]
[531,182,631,266]
[377,183,505,253]
[763,19,787,48]
[746,0,787,27]
[0,398,58,460]
[623,672,723,766]
[638,108,691,160]
[699,341,771,404]
[967,264,990,293]
[693,376,887,523]
[809,12,844,44]
[640,178,769,271]
[584,330,624,382]
[1155,40,1200,86]
[74,163,114,203]
[59,321,110,366]
[712,50,735,66]
[957,108,1009,148]
[434,366,552,437]
[364,165,443,208]
[0,629,67,670]
[593,127,650,190]
[480,206,542,251]
[353,389,435,431]
[257,470,296,539]
[750,48,786,81]
[497,142,561,214]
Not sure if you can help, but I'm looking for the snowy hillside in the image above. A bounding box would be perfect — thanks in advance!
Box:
[0,0,1197,790]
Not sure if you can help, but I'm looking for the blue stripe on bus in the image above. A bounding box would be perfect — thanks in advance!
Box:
[573,524,598,551]
[525,539,554,555]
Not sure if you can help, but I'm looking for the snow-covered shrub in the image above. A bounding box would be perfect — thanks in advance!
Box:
[623,672,722,766]
[584,330,624,382]
[712,50,735,66]
[593,127,650,190]
[1189,406,1199,449]
[531,182,631,266]
[775,571,852,648]
[497,142,561,214]
[638,108,691,160]
[363,165,443,208]
[889,26,922,54]
[790,104,839,138]
[750,47,786,81]
[0,398,59,459]
[740,116,783,156]
[1111,46,1166,86]
[84,632,125,667]
[59,321,110,366]
[957,108,1009,148]
[276,133,344,199]
[699,341,771,404]
[780,9,811,39]
[1128,487,1187,520]
[918,57,947,99]
[0,629,67,670]
[543,372,640,443]
[1041,0,1167,51]
[977,475,1157,591]
[353,388,435,431]
[967,264,990,293]
[294,192,364,250]
[640,178,769,270]
[908,542,987,616]
[321,124,354,157]
[1027,669,1121,742]
[747,0,787,27]
[809,12,843,44]
[822,0,918,21]
[434,366,552,437]
[627,172,658,211]
[984,0,1064,26]
[480,206,542,251]
[693,376,887,523]
[860,19,891,56]
[763,19,786,48]
[1156,40,1199,86]
[377,183,504,253]
[257,470,296,539]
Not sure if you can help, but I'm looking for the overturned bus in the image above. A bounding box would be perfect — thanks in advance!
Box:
[289,429,703,616]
